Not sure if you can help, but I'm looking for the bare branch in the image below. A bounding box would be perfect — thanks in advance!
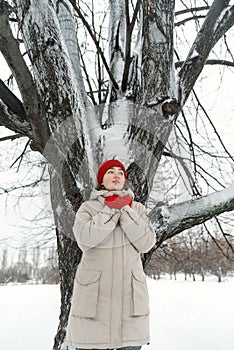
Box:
[203,223,232,261]
[0,179,47,195]
[176,59,234,69]
[163,149,201,197]
[192,89,234,162]
[175,15,206,27]
[68,0,119,90]
[224,34,234,61]
[10,139,30,170]
[175,6,209,17]
[0,133,24,141]
[80,49,97,105]
[130,0,141,34]
[214,217,234,254]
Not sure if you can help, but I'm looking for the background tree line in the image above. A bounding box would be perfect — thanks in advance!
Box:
[1,228,233,285]
[0,245,59,285]
[146,230,234,282]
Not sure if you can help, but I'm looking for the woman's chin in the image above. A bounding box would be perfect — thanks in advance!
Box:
[106,185,123,191]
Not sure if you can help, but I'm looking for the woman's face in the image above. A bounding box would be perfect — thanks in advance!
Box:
[102,166,125,191]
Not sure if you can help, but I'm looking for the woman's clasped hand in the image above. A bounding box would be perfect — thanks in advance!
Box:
[104,194,133,209]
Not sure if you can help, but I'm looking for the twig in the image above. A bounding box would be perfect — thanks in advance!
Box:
[69,0,119,90]
[192,89,234,162]
[176,59,234,69]
[0,133,24,142]
[175,15,206,27]
[175,6,209,16]
[10,139,30,170]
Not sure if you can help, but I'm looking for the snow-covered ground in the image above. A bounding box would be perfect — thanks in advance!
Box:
[0,276,234,350]
[148,276,234,350]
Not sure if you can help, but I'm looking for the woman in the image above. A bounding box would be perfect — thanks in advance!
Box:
[65,159,156,350]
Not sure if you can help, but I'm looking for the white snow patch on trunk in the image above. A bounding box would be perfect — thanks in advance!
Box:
[213,7,231,33]
[189,49,199,60]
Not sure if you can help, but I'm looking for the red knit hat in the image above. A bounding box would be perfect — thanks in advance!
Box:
[97,159,127,185]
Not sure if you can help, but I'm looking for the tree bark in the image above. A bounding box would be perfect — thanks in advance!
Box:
[49,169,82,350]
[124,0,177,199]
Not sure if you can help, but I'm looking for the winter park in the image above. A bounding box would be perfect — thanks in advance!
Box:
[0,1,234,350]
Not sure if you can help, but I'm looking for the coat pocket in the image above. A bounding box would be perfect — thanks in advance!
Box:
[71,269,102,318]
[131,269,150,316]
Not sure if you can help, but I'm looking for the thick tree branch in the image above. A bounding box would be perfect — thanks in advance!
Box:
[121,0,141,91]
[143,183,234,268]
[0,81,32,138]
[0,78,26,120]
[213,4,234,42]
[141,0,175,101]
[0,0,49,151]
[178,1,234,106]
[56,0,89,107]
[150,183,234,244]
[124,1,176,201]
[12,0,92,207]
[107,0,126,100]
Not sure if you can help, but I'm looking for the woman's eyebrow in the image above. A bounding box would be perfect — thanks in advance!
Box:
[108,167,123,171]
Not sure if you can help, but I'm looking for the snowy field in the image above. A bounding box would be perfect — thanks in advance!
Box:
[0,276,234,350]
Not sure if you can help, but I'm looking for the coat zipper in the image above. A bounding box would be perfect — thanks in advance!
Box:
[121,234,124,342]
[109,242,114,346]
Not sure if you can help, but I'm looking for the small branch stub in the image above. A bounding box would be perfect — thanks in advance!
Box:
[161,97,180,118]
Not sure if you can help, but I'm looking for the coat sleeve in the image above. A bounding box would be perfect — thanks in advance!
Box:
[73,202,120,251]
[119,202,156,253]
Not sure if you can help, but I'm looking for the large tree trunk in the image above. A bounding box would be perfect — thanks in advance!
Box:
[49,170,82,349]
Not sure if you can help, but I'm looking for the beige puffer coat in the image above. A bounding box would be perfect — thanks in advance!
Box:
[65,188,156,349]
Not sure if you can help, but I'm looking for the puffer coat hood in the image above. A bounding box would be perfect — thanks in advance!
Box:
[65,188,156,349]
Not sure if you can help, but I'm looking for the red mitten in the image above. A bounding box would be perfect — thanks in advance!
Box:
[105,194,132,209]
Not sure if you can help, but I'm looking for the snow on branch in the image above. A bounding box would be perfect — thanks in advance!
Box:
[0,98,32,138]
[213,5,234,34]
[150,183,234,244]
